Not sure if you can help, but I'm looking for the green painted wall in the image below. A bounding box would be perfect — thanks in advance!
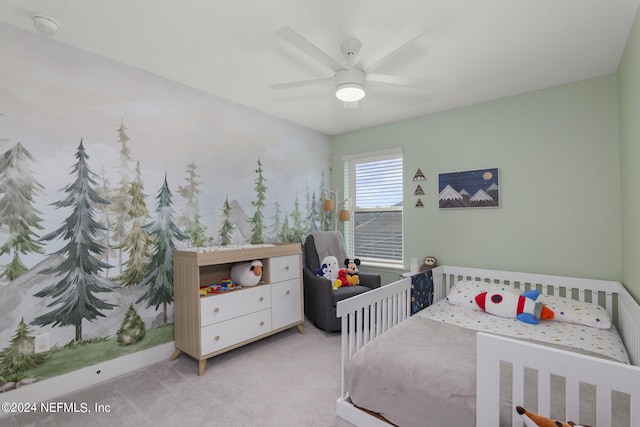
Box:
[619,9,640,302]
[332,75,622,286]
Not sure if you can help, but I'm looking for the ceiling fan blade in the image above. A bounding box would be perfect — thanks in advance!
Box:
[367,74,436,90]
[270,77,334,90]
[357,22,428,72]
[275,26,344,73]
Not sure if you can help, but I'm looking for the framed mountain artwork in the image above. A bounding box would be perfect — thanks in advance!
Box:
[438,168,499,209]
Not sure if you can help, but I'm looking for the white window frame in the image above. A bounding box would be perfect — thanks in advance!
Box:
[342,147,403,268]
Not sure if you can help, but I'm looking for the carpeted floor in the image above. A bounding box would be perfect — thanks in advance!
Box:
[6,319,354,427]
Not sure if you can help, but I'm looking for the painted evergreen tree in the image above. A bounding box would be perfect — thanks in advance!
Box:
[306,190,320,233]
[189,203,208,247]
[279,212,292,243]
[0,143,45,281]
[176,161,206,246]
[95,167,117,278]
[319,171,331,231]
[117,161,153,288]
[218,195,234,246]
[248,158,268,244]
[111,119,134,274]
[137,175,187,324]
[33,140,114,342]
[0,318,46,377]
[270,200,282,240]
[289,195,305,243]
[116,304,146,345]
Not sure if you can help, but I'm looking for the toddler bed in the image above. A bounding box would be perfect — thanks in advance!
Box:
[336,265,640,427]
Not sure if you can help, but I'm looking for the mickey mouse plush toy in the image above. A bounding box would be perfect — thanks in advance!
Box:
[338,258,361,286]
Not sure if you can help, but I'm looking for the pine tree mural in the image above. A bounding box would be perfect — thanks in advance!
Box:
[279,212,292,243]
[289,195,305,243]
[32,140,115,342]
[319,171,331,231]
[306,190,320,233]
[189,203,208,247]
[176,161,206,246]
[248,158,268,244]
[0,318,46,378]
[218,195,234,246]
[95,167,117,278]
[270,200,282,241]
[116,304,146,345]
[137,175,187,324]
[0,142,45,281]
[117,161,153,288]
[111,119,134,274]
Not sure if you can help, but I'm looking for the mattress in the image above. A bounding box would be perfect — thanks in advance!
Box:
[345,300,630,427]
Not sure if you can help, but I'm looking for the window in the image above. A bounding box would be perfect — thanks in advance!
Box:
[343,148,403,267]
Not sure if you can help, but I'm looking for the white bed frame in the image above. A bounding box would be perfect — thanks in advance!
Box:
[336,265,640,427]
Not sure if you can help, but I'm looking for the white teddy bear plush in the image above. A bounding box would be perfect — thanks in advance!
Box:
[320,256,341,289]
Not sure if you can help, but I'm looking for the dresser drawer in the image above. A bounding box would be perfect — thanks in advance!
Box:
[271,278,302,330]
[200,309,272,356]
[268,254,300,283]
[200,285,271,327]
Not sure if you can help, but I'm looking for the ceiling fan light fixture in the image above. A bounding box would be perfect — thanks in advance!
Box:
[336,83,365,102]
[335,68,366,102]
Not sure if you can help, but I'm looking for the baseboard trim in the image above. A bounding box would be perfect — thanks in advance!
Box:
[1,341,175,413]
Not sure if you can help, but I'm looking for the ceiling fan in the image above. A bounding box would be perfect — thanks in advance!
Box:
[271,23,436,108]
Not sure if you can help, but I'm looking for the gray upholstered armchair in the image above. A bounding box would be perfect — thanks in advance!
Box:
[303,231,381,332]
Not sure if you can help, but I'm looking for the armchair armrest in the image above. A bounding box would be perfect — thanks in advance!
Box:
[302,267,334,315]
[358,272,381,289]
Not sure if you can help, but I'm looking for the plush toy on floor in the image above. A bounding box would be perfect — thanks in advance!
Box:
[475,289,554,324]
[516,406,591,427]
[230,260,263,287]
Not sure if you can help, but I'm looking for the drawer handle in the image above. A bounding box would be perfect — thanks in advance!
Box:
[286,290,291,295]
[285,266,290,271]
[259,297,264,302]
[214,307,220,313]
[215,336,220,341]
[260,321,265,327]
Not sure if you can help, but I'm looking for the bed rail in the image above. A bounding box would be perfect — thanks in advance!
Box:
[433,265,640,366]
[477,332,640,427]
[433,265,620,315]
[336,277,411,398]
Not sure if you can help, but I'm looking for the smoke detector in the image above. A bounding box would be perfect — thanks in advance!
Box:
[33,15,58,35]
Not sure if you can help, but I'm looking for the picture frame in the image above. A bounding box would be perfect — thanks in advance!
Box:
[438,168,499,208]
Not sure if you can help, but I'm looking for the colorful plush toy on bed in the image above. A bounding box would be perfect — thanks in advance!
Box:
[516,406,591,427]
[475,289,554,324]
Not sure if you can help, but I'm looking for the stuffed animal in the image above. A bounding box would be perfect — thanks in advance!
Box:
[516,406,591,427]
[475,289,554,325]
[419,256,438,271]
[342,258,360,285]
[317,256,342,290]
[230,260,263,287]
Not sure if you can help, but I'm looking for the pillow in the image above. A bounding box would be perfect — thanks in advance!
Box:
[446,280,520,311]
[540,294,612,329]
[446,280,612,329]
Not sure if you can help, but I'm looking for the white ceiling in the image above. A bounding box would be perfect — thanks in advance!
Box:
[1,0,638,136]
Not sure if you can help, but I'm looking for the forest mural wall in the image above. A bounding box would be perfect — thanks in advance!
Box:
[0,23,331,392]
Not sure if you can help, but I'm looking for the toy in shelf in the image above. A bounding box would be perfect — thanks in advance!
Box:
[199,279,236,296]
[230,260,263,287]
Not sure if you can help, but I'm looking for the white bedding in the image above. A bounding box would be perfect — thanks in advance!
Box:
[418,299,630,364]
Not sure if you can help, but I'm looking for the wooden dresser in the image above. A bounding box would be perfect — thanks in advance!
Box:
[170,243,304,375]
